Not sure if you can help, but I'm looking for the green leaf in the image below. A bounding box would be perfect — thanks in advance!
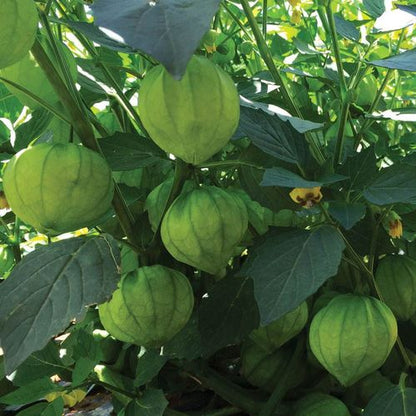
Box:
[12,341,64,387]
[334,15,360,41]
[14,109,53,151]
[373,6,416,33]
[0,119,10,144]
[163,313,203,360]
[239,163,296,212]
[72,357,97,386]
[368,108,416,122]
[42,397,64,416]
[0,235,120,374]
[236,107,310,165]
[0,377,57,405]
[339,147,378,192]
[369,49,416,72]
[91,0,221,79]
[363,385,416,415]
[100,133,166,171]
[240,97,323,133]
[363,0,385,18]
[261,167,322,188]
[95,365,135,401]
[363,164,416,205]
[199,276,259,355]
[62,329,101,363]
[125,389,168,416]
[16,403,49,416]
[228,188,275,235]
[241,227,345,325]
[328,202,367,230]
[57,20,136,53]
[135,350,168,387]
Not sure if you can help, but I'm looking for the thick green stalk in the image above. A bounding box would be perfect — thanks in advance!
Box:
[30,39,139,249]
[324,3,351,166]
[239,0,299,116]
[262,0,268,38]
[238,0,325,165]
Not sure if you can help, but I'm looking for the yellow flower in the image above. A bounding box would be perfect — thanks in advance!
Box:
[291,8,302,24]
[45,389,87,408]
[289,187,322,208]
[0,191,9,209]
[204,43,217,54]
[388,219,403,239]
[288,0,301,6]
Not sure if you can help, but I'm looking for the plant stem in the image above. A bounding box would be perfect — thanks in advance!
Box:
[197,160,262,170]
[190,364,263,415]
[144,159,191,262]
[324,2,351,166]
[354,29,406,149]
[238,0,325,165]
[90,379,137,399]
[239,0,298,117]
[262,0,268,38]
[30,38,139,249]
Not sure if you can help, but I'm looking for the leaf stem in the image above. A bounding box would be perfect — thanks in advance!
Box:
[144,159,192,262]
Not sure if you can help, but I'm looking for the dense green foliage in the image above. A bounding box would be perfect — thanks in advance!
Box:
[0,1,416,416]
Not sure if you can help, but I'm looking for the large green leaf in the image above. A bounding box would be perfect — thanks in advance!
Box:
[339,147,378,192]
[373,5,416,33]
[334,15,360,41]
[11,341,64,387]
[58,20,135,53]
[261,168,346,188]
[362,0,385,18]
[199,276,259,355]
[91,0,221,79]
[368,108,416,122]
[241,227,345,325]
[363,164,416,205]
[239,97,323,133]
[328,202,367,230]
[0,235,120,374]
[369,49,416,72]
[235,107,310,166]
[261,167,322,188]
[100,133,166,171]
[363,385,416,415]
[14,109,53,151]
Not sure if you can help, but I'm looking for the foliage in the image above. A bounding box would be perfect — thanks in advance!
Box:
[0,0,415,416]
